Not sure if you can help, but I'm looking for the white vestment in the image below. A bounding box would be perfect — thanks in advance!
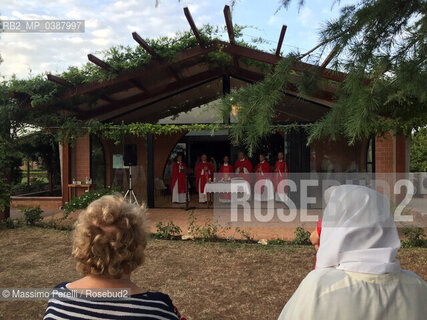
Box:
[172,162,186,203]
[278,185,427,320]
[172,181,186,203]
[198,166,210,203]
[278,268,427,320]
[275,160,286,202]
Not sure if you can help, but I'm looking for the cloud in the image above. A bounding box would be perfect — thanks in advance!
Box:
[0,0,228,79]
[298,7,315,27]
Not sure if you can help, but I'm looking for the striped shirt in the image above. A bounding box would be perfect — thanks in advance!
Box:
[44,282,184,320]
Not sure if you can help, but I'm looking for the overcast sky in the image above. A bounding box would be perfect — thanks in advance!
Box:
[0,0,354,80]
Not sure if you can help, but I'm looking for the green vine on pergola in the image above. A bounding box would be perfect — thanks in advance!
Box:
[5,22,305,154]
[8,24,272,108]
[43,121,312,147]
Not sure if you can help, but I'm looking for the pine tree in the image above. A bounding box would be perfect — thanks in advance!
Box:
[222,0,427,152]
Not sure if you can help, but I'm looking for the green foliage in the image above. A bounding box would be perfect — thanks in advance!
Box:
[220,56,297,155]
[305,0,426,144]
[292,227,311,245]
[7,24,247,108]
[268,238,287,245]
[155,221,182,239]
[410,127,427,172]
[11,179,49,196]
[22,206,43,226]
[187,211,220,242]
[234,227,254,242]
[401,226,426,248]
[63,187,120,215]
[221,0,427,150]
[4,217,15,229]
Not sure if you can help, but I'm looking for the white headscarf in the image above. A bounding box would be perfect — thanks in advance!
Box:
[316,185,401,274]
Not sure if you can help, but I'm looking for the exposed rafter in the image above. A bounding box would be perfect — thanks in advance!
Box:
[223,5,235,43]
[132,31,180,81]
[321,45,339,68]
[183,7,204,47]
[83,68,223,120]
[132,32,160,59]
[223,5,239,69]
[88,54,112,72]
[15,5,349,117]
[47,74,73,87]
[276,25,287,56]
[47,73,114,104]
[88,53,145,92]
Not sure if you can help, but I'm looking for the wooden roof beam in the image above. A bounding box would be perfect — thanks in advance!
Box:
[132,31,180,81]
[47,74,73,87]
[275,25,287,56]
[84,68,223,119]
[88,54,112,72]
[48,70,116,103]
[220,41,346,82]
[132,32,160,59]
[223,5,235,43]
[321,45,339,68]
[223,5,239,69]
[88,53,145,92]
[128,79,146,92]
[183,7,205,47]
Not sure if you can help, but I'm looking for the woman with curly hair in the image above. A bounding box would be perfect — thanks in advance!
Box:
[44,194,185,320]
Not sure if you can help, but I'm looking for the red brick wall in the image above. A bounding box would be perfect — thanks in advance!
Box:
[73,135,90,181]
[71,135,90,197]
[375,132,394,173]
[375,132,407,203]
[395,135,406,173]
[11,197,62,210]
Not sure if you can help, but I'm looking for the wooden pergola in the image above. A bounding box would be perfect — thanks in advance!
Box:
[16,5,346,207]
[39,5,343,122]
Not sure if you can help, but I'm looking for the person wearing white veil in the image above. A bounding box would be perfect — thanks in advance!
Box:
[278,185,427,320]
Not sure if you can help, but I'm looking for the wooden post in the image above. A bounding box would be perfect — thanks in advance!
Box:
[62,142,70,205]
[27,159,30,186]
[147,133,155,208]
[0,120,11,220]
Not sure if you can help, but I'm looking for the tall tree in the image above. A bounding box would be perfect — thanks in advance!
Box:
[221,0,426,152]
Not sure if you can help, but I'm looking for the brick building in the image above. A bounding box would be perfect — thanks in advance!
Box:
[12,6,410,210]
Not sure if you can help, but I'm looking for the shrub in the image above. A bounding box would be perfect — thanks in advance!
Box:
[4,217,15,229]
[401,226,426,248]
[22,206,43,225]
[268,238,287,245]
[292,227,311,245]
[155,221,182,239]
[235,227,254,242]
[187,211,220,242]
[63,187,120,215]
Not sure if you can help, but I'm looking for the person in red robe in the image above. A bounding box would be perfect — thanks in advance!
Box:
[218,155,233,203]
[254,153,273,201]
[233,151,253,183]
[195,154,214,203]
[273,152,288,202]
[171,154,187,203]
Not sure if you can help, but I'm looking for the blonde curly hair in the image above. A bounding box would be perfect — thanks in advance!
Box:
[72,194,148,278]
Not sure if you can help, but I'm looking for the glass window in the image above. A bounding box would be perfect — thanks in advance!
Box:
[90,136,106,188]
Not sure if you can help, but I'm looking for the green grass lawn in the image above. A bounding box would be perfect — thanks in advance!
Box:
[0,227,426,320]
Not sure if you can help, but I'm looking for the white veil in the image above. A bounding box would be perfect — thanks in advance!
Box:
[316,185,401,274]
